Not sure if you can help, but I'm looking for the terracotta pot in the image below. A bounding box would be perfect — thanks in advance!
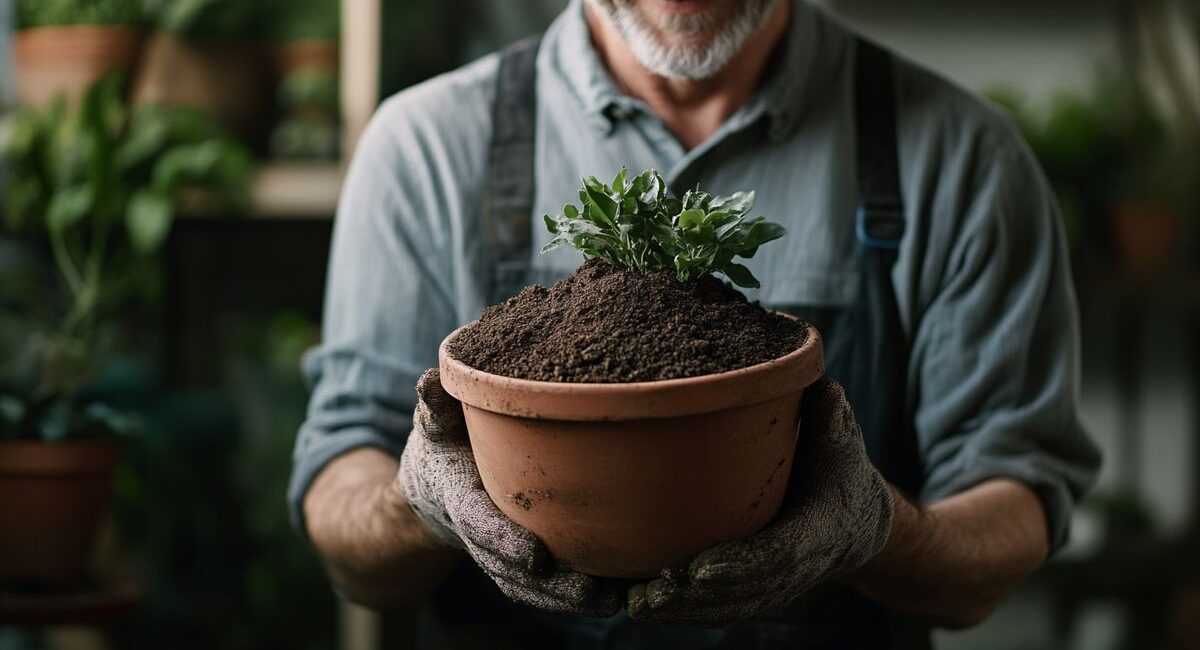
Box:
[12,26,143,107]
[132,32,272,144]
[0,439,121,587]
[1109,204,1184,278]
[275,39,338,77]
[439,319,824,578]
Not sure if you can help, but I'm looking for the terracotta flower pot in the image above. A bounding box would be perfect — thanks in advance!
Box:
[439,320,824,578]
[12,26,143,107]
[1109,204,1184,279]
[0,439,121,587]
[275,39,338,77]
[132,32,272,144]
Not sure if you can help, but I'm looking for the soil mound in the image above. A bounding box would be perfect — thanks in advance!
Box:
[449,259,808,383]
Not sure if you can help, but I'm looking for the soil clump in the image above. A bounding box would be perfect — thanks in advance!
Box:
[449,259,808,383]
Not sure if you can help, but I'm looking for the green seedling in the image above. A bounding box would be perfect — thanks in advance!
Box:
[542,168,786,288]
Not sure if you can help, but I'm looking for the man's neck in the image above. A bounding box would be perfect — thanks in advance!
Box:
[584,2,791,150]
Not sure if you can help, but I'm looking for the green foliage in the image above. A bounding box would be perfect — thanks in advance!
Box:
[277,69,339,112]
[16,0,145,29]
[269,69,340,161]
[268,117,339,161]
[270,0,339,43]
[0,73,251,441]
[542,168,786,288]
[146,0,259,39]
[988,77,1195,226]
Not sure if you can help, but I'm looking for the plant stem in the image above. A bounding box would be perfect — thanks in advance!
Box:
[49,229,84,297]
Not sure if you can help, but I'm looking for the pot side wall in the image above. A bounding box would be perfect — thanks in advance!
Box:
[465,391,804,579]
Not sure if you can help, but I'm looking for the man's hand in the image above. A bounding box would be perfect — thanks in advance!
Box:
[626,379,893,627]
[399,368,623,617]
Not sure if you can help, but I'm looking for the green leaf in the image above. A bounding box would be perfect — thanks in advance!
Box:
[127,190,174,254]
[7,175,45,229]
[722,263,760,288]
[638,171,662,205]
[5,112,42,157]
[82,403,140,437]
[648,220,680,248]
[37,399,72,443]
[46,185,95,235]
[583,177,617,225]
[116,109,171,171]
[704,210,733,227]
[739,220,788,251]
[682,189,711,211]
[709,190,755,215]
[611,167,627,194]
[716,214,749,240]
[680,223,714,245]
[543,214,559,234]
[540,237,569,255]
[661,197,682,216]
[678,209,705,229]
[0,395,26,426]
[152,140,227,191]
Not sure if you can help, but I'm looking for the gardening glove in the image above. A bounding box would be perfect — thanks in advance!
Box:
[626,378,894,627]
[398,368,623,617]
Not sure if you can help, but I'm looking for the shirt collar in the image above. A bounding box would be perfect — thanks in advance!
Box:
[544,0,823,140]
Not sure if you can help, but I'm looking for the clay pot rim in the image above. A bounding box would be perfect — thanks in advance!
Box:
[15,25,143,38]
[439,315,824,421]
[13,25,144,61]
[0,439,122,476]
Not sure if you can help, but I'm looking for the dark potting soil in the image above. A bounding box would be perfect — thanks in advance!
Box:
[449,259,809,383]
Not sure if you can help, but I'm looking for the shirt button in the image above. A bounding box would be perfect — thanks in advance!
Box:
[609,105,637,121]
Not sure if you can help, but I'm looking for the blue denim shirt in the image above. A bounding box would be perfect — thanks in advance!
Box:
[289,0,1100,554]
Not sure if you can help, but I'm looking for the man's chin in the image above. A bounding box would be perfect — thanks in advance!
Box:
[647,0,722,16]
[643,0,727,31]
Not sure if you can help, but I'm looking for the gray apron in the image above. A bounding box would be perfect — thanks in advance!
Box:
[413,36,930,650]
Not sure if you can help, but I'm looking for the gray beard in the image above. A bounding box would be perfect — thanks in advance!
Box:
[587,0,781,81]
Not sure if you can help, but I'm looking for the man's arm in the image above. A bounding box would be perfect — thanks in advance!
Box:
[851,478,1049,629]
[304,449,460,607]
[289,78,492,603]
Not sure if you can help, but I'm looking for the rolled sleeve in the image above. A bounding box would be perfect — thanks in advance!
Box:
[286,350,424,541]
[911,136,1102,552]
[286,92,465,540]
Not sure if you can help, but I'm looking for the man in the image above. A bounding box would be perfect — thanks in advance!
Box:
[290,0,1101,647]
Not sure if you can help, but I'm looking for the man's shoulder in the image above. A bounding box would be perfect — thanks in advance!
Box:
[342,53,503,228]
[889,51,1031,166]
[883,48,1056,252]
[368,53,501,159]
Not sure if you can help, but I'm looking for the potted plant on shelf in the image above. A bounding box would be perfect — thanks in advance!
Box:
[134,0,272,145]
[271,0,338,75]
[12,0,145,107]
[989,80,1194,279]
[1110,0,1200,280]
[1105,93,1193,279]
[0,74,250,587]
[267,0,340,161]
[438,168,824,578]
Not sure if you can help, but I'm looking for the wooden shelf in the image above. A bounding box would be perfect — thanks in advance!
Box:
[249,162,344,219]
[177,162,343,220]
[0,581,141,626]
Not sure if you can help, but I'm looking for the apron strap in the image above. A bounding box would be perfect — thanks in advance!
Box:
[855,39,905,251]
[851,37,924,497]
[483,36,541,301]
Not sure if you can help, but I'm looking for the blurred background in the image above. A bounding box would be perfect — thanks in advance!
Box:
[0,1,1196,649]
